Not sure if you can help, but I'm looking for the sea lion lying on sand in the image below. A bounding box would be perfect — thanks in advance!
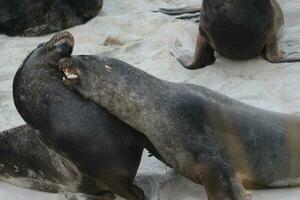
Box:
[159,0,300,69]
[13,31,161,200]
[0,0,102,36]
[0,125,105,200]
[61,54,300,200]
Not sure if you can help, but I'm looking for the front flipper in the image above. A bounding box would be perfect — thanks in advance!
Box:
[171,32,215,70]
[263,34,300,63]
[158,5,201,16]
[200,163,252,200]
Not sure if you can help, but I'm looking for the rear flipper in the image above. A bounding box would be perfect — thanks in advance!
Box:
[158,5,201,16]
[200,163,252,200]
[263,33,300,63]
[264,51,300,63]
[171,32,215,69]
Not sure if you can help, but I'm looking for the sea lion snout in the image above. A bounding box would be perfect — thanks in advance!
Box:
[46,31,74,57]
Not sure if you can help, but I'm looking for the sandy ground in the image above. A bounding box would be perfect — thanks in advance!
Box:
[1,0,300,199]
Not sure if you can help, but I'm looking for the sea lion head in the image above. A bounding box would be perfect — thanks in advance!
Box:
[21,31,74,69]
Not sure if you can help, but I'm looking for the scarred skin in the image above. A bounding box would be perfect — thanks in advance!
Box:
[0,0,102,36]
[62,55,300,200]
[12,32,161,200]
[159,0,300,69]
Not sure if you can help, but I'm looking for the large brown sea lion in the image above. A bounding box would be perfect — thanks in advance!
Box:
[61,54,300,200]
[159,0,300,69]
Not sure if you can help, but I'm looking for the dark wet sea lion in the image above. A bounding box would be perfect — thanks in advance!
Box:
[62,55,300,200]
[159,0,300,69]
[0,0,102,36]
[12,31,161,200]
[0,125,107,200]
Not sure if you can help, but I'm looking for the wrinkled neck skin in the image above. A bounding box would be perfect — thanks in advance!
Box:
[79,57,174,135]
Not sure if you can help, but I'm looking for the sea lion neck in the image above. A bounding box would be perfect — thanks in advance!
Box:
[78,58,171,133]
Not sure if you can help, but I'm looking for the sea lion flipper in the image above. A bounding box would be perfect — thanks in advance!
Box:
[174,32,215,69]
[261,0,299,63]
[276,57,300,63]
[264,34,300,63]
[174,13,200,22]
[199,162,252,200]
[158,5,201,16]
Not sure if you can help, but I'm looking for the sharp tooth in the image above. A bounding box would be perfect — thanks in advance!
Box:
[65,71,78,79]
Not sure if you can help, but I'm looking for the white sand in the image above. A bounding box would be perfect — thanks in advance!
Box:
[0,0,300,199]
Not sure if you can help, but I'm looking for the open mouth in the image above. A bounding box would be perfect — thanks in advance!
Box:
[48,32,78,84]
[58,58,80,84]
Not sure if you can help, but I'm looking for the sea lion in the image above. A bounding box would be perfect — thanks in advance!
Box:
[0,0,102,36]
[159,0,300,69]
[13,31,160,200]
[0,125,106,200]
[61,55,300,200]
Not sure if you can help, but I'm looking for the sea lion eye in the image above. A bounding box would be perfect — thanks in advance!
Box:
[37,43,45,48]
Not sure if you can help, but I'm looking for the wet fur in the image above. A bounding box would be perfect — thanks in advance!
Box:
[0,0,102,36]
[12,33,159,200]
[68,56,300,199]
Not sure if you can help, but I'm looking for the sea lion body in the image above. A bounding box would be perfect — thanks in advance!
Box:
[12,32,153,200]
[0,0,102,36]
[63,55,300,199]
[0,125,100,200]
[200,0,275,59]
[159,0,300,69]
